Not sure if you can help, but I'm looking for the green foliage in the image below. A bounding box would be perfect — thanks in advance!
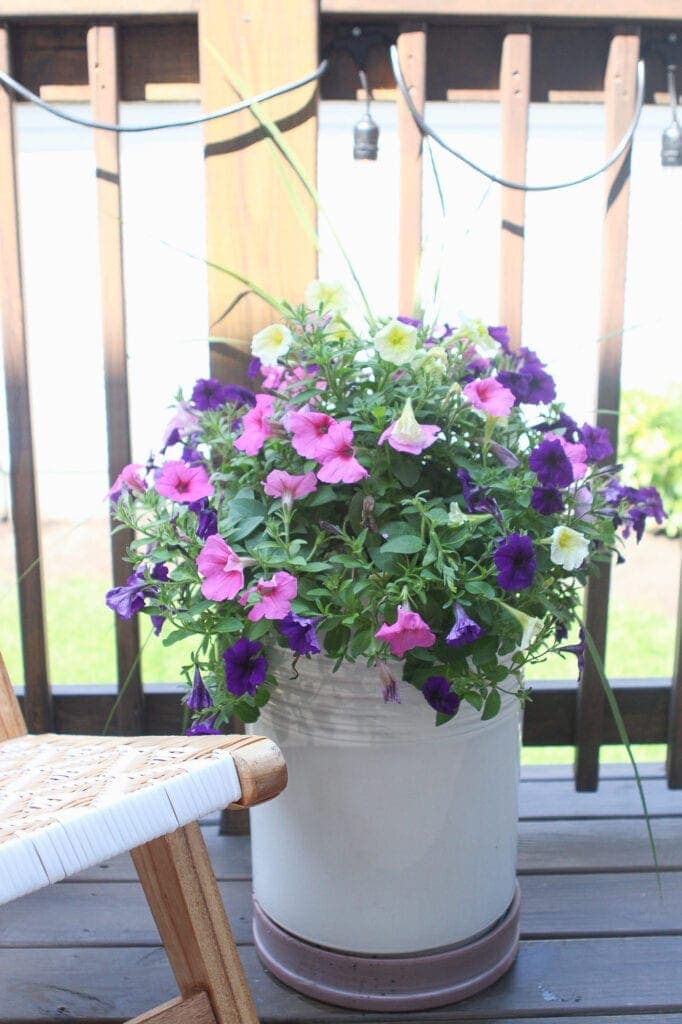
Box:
[106,295,662,731]
[620,387,681,537]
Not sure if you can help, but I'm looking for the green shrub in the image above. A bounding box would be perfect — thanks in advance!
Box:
[620,388,681,537]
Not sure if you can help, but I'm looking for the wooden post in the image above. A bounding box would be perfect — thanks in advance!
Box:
[575,29,640,791]
[498,26,532,346]
[87,25,144,734]
[396,23,427,318]
[132,822,259,1024]
[0,25,52,733]
[666,564,682,788]
[198,0,319,389]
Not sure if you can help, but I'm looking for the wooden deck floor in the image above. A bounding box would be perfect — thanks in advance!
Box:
[1,763,682,1023]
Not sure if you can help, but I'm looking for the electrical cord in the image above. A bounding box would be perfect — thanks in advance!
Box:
[389,43,646,192]
[0,58,328,133]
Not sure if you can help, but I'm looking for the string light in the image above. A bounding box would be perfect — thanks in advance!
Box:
[661,61,682,166]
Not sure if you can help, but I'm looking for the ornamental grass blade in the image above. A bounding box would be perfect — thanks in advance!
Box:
[204,39,375,325]
[102,629,152,736]
[583,626,661,889]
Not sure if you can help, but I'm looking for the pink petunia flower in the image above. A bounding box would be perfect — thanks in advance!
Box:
[155,461,214,503]
[463,377,515,418]
[240,571,298,621]
[315,420,369,485]
[196,535,245,601]
[374,605,436,658]
[546,432,588,481]
[109,463,147,502]
[378,398,440,455]
[287,409,337,459]
[234,394,277,456]
[263,469,318,506]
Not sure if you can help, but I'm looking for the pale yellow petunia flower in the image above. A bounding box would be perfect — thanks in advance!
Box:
[550,525,589,571]
[373,319,418,366]
[251,323,293,366]
[305,280,349,313]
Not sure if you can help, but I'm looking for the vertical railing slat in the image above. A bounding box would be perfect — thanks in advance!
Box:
[396,23,427,318]
[198,0,319,390]
[198,0,318,830]
[87,24,144,734]
[574,29,640,791]
[0,24,52,732]
[666,564,682,787]
[498,26,532,345]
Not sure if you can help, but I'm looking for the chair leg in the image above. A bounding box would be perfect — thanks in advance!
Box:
[131,821,259,1024]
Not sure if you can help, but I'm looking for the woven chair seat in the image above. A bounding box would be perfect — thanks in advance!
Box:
[0,731,264,905]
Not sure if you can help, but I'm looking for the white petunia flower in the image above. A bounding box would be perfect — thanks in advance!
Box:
[251,323,293,366]
[305,279,349,313]
[499,602,543,650]
[373,320,418,365]
[550,525,589,571]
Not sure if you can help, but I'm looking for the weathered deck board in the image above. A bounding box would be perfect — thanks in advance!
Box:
[3,937,682,1021]
[2,766,682,1022]
[2,871,680,947]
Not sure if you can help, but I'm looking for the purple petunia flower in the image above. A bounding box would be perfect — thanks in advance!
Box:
[222,637,268,697]
[497,366,556,406]
[534,412,581,442]
[554,620,569,643]
[185,665,213,711]
[105,572,149,619]
[247,357,262,379]
[279,612,322,655]
[446,603,485,648]
[192,377,229,410]
[457,469,503,522]
[531,486,565,515]
[422,676,461,716]
[528,439,575,489]
[188,498,218,540]
[559,627,586,680]
[151,614,165,636]
[493,533,537,591]
[192,377,256,411]
[600,480,667,542]
[487,325,512,354]
[488,441,520,469]
[579,422,614,462]
[185,716,222,736]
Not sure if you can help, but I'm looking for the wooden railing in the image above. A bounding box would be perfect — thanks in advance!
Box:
[1,1,680,790]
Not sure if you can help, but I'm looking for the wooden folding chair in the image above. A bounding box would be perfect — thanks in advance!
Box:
[0,653,287,1024]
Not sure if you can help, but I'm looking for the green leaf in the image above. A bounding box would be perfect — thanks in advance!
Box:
[307,485,337,507]
[464,580,496,599]
[162,629,193,647]
[380,534,423,555]
[435,711,455,727]
[248,619,272,641]
[254,686,271,707]
[226,516,265,542]
[228,498,267,518]
[481,688,501,720]
[392,458,421,487]
[235,702,260,724]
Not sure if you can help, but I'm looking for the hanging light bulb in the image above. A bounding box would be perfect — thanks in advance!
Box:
[353,68,379,160]
[661,62,682,166]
